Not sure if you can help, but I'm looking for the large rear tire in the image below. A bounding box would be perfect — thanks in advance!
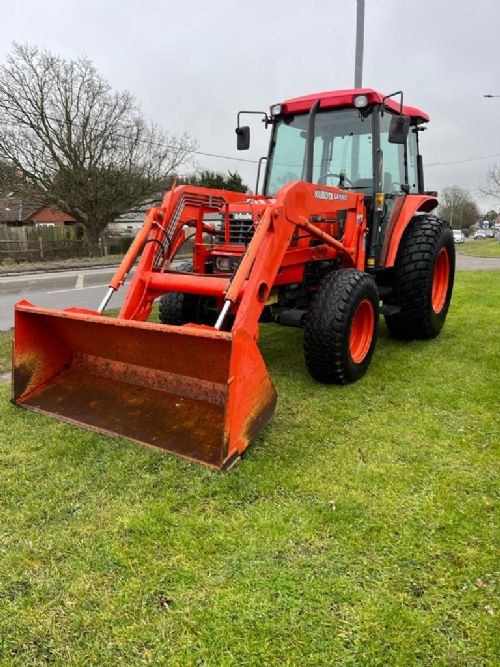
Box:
[304,269,379,384]
[384,216,455,339]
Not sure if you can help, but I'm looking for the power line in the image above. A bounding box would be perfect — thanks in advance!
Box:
[182,150,258,164]
[425,152,500,168]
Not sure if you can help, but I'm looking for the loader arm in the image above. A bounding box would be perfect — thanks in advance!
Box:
[116,186,251,321]
[221,181,365,339]
[106,181,365,339]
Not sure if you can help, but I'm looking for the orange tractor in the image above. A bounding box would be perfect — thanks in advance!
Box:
[12,88,455,469]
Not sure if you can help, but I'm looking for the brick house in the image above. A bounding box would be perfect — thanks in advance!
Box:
[26,205,77,226]
[0,196,76,227]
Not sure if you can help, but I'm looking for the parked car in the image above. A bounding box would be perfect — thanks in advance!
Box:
[474,231,486,240]
[485,229,495,238]
[453,229,465,244]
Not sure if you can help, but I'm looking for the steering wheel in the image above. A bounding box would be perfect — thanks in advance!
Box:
[322,173,353,187]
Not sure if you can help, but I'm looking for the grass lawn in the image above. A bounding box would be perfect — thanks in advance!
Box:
[0,329,12,375]
[0,272,499,665]
[0,252,192,275]
[0,254,123,275]
[459,238,500,257]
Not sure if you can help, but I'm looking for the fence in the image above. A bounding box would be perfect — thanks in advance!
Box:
[0,225,132,264]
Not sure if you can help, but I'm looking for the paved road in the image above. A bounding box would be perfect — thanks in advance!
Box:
[0,266,132,331]
[456,252,500,271]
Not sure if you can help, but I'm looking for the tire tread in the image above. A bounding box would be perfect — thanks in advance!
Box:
[158,261,195,325]
[384,215,455,339]
[304,269,379,384]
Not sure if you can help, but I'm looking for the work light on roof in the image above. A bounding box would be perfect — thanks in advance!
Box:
[353,94,368,109]
[270,104,282,116]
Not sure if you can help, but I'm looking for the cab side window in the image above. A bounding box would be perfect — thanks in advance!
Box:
[379,112,418,194]
[379,113,405,194]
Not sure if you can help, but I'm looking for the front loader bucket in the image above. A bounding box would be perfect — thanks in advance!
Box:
[12,302,276,469]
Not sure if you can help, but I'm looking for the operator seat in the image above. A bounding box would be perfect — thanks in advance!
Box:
[352,178,373,193]
[352,172,395,194]
[383,171,394,194]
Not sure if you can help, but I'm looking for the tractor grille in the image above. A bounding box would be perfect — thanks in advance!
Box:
[229,213,254,245]
[203,212,255,245]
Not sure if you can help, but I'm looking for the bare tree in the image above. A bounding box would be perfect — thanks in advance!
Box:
[437,186,479,230]
[481,165,500,201]
[0,43,196,254]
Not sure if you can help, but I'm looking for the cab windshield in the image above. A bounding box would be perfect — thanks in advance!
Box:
[265,107,374,195]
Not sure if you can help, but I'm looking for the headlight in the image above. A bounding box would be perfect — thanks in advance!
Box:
[215,256,231,272]
[270,104,282,116]
[353,94,368,109]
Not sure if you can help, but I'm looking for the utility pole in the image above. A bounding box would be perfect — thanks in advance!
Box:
[354,0,365,88]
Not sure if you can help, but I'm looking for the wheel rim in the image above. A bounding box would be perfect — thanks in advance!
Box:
[349,299,375,364]
[432,247,450,313]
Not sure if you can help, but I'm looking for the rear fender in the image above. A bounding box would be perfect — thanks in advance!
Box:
[381,194,438,268]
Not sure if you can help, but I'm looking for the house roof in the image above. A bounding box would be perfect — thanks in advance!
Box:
[0,196,40,224]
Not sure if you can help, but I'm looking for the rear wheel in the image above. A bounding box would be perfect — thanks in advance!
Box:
[304,269,379,384]
[384,216,455,339]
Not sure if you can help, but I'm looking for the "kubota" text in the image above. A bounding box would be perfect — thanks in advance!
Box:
[314,190,348,201]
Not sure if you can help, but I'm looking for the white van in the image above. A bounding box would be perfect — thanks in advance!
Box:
[453,229,465,244]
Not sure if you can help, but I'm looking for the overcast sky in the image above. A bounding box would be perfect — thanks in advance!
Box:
[1,0,499,210]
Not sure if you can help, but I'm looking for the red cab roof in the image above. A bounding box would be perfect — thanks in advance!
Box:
[279,88,429,123]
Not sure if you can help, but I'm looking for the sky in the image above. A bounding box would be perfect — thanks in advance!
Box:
[1,0,499,211]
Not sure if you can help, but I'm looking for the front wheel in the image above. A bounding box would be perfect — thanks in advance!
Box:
[304,269,379,384]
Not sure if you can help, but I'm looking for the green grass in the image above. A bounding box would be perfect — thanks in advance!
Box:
[0,272,499,666]
[459,238,500,257]
[0,329,13,375]
[0,251,192,275]
[0,254,124,274]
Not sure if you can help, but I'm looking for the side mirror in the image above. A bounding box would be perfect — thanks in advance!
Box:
[236,126,250,150]
[388,114,410,144]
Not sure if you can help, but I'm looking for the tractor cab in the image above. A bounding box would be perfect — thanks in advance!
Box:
[237,88,431,268]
